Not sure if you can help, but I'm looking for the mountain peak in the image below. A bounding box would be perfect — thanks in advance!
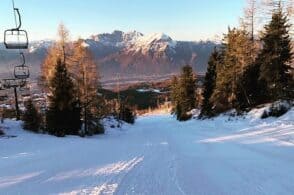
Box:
[137,33,172,45]
[123,31,144,43]
[88,30,143,47]
[132,32,177,53]
[149,33,172,41]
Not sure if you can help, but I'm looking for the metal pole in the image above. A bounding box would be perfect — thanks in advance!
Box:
[14,87,20,120]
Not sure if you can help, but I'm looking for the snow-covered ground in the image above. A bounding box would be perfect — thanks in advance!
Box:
[0,108,294,195]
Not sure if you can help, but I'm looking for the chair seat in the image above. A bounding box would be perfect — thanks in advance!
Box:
[4,43,28,49]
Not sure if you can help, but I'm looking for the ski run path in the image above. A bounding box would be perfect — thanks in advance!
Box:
[0,108,294,195]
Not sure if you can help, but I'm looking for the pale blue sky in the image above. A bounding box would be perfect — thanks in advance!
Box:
[0,0,246,41]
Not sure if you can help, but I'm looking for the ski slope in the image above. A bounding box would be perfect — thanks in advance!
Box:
[0,108,294,195]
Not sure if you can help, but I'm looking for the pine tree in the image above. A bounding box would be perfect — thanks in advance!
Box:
[258,3,293,100]
[199,48,219,118]
[171,65,197,121]
[212,28,253,113]
[180,65,197,112]
[46,59,81,137]
[22,99,41,132]
[117,99,136,124]
[170,76,180,115]
[236,63,263,109]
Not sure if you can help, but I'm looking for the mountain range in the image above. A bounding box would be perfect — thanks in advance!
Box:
[0,30,217,81]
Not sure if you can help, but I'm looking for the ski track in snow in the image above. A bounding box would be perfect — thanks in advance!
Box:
[0,108,294,195]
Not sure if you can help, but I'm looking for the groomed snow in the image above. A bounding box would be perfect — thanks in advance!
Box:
[0,108,294,195]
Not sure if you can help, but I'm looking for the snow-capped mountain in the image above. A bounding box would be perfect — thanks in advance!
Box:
[130,32,177,54]
[0,30,217,80]
[85,31,177,54]
[87,30,143,48]
[29,40,53,53]
[82,31,216,79]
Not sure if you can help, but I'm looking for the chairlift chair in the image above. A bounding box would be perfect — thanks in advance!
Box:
[4,8,29,49]
[14,52,30,79]
[14,66,30,79]
[2,78,27,89]
[2,79,18,89]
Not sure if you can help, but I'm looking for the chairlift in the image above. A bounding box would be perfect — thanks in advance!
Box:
[4,8,29,49]
[14,53,30,79]
[14,66,30,79]
[2,79,18,89]
[2,78,27,89]
[19,87,31,97]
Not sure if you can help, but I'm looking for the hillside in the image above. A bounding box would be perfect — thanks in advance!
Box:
[0,107,293,194]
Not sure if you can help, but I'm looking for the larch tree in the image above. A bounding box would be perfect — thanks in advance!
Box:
[241,0,259,41]
[72,40,104,135]
[40,23,72,91]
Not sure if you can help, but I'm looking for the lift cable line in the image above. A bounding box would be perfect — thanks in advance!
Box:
[12,0,18,30]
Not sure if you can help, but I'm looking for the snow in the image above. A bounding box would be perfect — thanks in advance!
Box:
[0,104,12,109]
[88,31,177,53]
[81,41,90,48]
[136,88,162,93]
[0,107,294,195]
[89,31,143,48]
[136,33,171,46]
[134,32,177,53]
[29,40,54,53]
[122,31,144,44]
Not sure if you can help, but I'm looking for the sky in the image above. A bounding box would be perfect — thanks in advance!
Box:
[0,0,246,41]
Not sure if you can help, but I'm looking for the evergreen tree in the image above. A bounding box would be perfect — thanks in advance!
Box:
[212,28,253,113]
[171,65,197,121]
[258,3,293,100]
[235,63,265,109]
[118,101,136,124]
[46,59,81,137]
[179,65,197,113]
[199,48,219,118]
[22,99,41,132]
[170,76,180,115]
